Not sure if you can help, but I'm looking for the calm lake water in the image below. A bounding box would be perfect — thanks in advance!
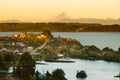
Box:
[36,59,120,80]
[1,32,120,80]
[53,32,120,51]
[0,32,120,50]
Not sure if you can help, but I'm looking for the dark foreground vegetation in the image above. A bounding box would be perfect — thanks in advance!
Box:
[0,52,67,80]
[0,23,120,32]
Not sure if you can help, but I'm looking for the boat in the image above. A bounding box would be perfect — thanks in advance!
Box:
[36,61,47,65]
[45,59,75,63]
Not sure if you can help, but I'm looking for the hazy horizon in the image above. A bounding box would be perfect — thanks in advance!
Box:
[0,0,120,22]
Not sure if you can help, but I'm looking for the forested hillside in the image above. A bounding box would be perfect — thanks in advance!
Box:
[0,23,120,32]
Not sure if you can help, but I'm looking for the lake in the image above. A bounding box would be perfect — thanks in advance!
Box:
[36,59,120,80]
[0,32,120,50]
[53,32,120,51]
[0,32,120,80]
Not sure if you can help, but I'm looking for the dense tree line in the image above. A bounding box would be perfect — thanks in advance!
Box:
[0,23,120,32]
[70,47,120,62]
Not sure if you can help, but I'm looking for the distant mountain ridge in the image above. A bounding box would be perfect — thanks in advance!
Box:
[47,13,120,25]
[0,13,120,25]
[0,19,21,23]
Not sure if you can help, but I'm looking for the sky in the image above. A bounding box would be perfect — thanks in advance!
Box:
[0,0,120,22]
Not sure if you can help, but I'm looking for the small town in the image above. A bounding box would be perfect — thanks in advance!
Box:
[0,30,82,60]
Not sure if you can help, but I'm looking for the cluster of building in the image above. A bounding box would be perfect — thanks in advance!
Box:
[0,32,78,57]
[0,32,48,55]
[11,32,49,41]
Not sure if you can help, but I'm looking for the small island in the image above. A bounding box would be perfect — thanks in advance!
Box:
[114,73,120,78]
[76,70,87,78]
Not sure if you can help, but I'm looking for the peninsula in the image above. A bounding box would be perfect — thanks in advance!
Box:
[0,30,120,62]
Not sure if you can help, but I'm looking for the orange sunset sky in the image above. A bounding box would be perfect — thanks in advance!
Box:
[0,0,120,22]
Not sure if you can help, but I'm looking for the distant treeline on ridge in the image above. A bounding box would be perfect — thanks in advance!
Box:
[0,23,120,32]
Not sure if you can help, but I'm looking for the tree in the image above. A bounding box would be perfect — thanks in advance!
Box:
[102,47,109,51]
[118,47,120,53]
[42,30,51,37]
[76,70,87,78]
[0,53,8,78]
[46,70,51,78]
[52,68,67,80]
[35,70,40,80]
[4,52,15,66]
[0,54,5,71]
[17,52,35,79]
